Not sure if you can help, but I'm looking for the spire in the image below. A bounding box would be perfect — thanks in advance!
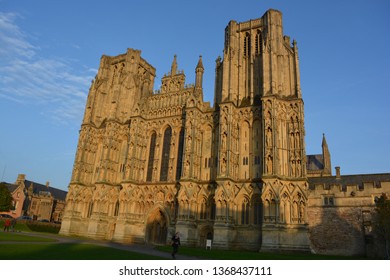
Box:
[195,55,204,89]
[196,55,204,71]
[322,133,328,149]
[171,54,178,76]
[322,133,332,175]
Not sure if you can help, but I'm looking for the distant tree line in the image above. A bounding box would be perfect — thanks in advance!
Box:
[0,182,13,212]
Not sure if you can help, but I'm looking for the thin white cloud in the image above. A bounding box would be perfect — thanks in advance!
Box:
[0,12,37,59]
[0,12,95,125]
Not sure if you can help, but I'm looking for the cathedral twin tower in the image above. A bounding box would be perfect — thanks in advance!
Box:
[60,9,310,251]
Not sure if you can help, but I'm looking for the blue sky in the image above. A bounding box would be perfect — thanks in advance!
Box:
[0,0,389,191]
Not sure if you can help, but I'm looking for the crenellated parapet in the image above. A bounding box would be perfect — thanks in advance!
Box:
[308,172,390,205]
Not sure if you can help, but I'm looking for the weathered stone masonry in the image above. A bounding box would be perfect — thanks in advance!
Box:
[60,9,390,256]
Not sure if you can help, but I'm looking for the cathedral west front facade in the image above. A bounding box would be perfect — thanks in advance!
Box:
[60,9,390,256]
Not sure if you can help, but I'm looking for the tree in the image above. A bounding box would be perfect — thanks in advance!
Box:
[0,182,13,212]
[374,193,390,259]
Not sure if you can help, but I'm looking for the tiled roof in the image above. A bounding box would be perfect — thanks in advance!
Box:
[306,154,324,171]
[2,182,18,193]
[25,180,67,201]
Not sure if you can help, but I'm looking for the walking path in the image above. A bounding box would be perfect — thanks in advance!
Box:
[3,231,200,260]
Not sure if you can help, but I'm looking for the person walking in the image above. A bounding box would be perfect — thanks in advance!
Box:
[3,218,11,232]
[171,232,180,259]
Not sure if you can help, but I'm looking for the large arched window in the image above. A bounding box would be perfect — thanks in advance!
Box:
[176,128,185,180]
[146,132,157,182]
[160,126,172,181]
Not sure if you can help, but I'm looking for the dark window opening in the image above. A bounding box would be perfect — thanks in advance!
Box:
[160,127,172,181]
[146,132,157,182]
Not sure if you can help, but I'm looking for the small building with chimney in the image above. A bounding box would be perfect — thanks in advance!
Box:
[0,174,67,222]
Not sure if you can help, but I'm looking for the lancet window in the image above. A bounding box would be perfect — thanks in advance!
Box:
[241,198,250,225]
[244,32,251,57]
[114,200,119,216]
[146,132,157,182]
[176,128,185,180]
[255,30,262,55]
[160,126,172,181]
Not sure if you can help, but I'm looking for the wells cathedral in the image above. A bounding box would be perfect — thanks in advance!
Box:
[60,9,390,257]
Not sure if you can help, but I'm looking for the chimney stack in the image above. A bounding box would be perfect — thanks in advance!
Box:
[335,166,341,178]
[16,174,26,185]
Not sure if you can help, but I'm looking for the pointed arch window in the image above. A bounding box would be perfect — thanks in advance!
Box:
[114,200,119,216]
[224,27,229,50]
[200,199,207,220]
[176,128,185,180]
[160,126,172,181]
[210,201,216,220]
[255,30,262,55]
[87,202,93,218]
[241,198,250,225]
[244,32,251,57]
[146,132,157,182]
[253,197,262,225]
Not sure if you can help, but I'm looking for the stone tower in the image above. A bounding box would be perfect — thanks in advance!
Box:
[60,9,309,252]
[211,9,309,250]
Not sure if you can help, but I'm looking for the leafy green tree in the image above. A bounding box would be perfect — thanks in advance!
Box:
[0,182,13,212]
[374,193,390,259]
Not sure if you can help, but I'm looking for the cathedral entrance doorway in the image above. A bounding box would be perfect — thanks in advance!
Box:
[146,209,168,245]
[199,226,213,247]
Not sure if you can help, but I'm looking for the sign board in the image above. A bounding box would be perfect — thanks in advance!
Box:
[206,239,212,250]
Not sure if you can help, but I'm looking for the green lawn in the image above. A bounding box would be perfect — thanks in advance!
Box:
[0,243,164,260]
[0,232,56,242]
[0,232,165,260]
[0,220,32,232]
[0,220,60,233]
[0,230,366,260]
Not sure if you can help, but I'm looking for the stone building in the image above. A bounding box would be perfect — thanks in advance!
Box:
[0,174,67,222]
[60,9,390,256]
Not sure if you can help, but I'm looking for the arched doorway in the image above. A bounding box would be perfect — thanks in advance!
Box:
[146,209,168,245]
[199,226,213,247]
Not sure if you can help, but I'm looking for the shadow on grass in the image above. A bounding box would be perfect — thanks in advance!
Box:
[156,246,367,260]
